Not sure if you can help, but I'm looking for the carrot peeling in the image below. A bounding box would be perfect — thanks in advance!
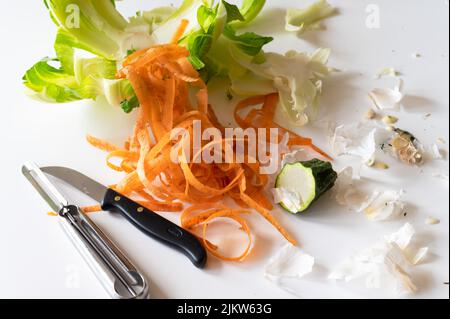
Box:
[234,94,332,161]
[171,19,189,44]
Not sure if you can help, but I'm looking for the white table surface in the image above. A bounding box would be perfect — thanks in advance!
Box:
[0,0,448,299]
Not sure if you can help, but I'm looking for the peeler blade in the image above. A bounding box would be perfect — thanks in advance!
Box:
[22,162,68,213]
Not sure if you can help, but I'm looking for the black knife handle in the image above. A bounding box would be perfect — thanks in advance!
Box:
[101,189,207,269]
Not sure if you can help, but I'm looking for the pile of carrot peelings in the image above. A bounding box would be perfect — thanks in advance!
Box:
[86,22,330,262]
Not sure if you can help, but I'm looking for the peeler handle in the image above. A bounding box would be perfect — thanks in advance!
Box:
[59,206,149,299]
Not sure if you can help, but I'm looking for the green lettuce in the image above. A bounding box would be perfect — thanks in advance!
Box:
[128,7,176,34]
[24,0,150,105]
[24,0,332,125]
[229,0,266,29]
[231,49,333,126]
[180,0,273,81]
[23,0,208,106]
[44,0,129,60]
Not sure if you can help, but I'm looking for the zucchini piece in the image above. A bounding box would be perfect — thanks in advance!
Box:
[275,159,338,214]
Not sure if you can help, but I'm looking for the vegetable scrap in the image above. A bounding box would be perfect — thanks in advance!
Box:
[369,81,404,110]
[265,244,315,280]
[425,217,441,226]
[333,167,407,221]
[329,223,428,296]
[387,128,424,166]
[285,0,337,34]
[375,67,400,79]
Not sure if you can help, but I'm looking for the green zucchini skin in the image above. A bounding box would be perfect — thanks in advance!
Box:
[301,159,338,202]
[276,159,338,213]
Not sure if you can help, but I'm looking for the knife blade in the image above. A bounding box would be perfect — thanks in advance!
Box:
[41,166,207,269]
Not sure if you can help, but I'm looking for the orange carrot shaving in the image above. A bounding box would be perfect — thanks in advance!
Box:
[80,205,102,214]
[85,21,332,262]
[234,93,332,160]
[171,19,189,44]
[106,150,139,172]
[202,211,253,262]
[87,135,120,152]
[47,212,59,217]
[180,204,252,261]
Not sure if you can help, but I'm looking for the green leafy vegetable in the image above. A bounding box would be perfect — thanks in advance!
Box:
[221,1,245,23]
[24,0,146,104]
[102,79,136,108]
[23,23,131,104]
[126,49,137,56]
[23,58,83,103]
[120,95,140,113]
[286,0,336,34]
[181,0,273,82]
[23,51,119,104]
[229,0,266,28]
[44,0,129,60]
[152,0,209,44]
[128,6,176,33]
[222,25,273,56]
[197,5,219,31]
[231,49,333,126]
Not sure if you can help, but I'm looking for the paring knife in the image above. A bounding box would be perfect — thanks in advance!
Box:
[22,162,149,299]
[40,166,207,269]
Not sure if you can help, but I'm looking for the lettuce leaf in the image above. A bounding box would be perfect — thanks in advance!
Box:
[44,0,128,60]
[23,58,84,103]
[152,0,210,44]
[23,50,126,104]
[229,0,266,28]
[128,7,176,33]
[24,0,142,105]
[23,24,134,105]
[231,48,333,126]
[221,1,245,23]
[222,26,273,56]
[120,94,139,114]
[181,0,272,82]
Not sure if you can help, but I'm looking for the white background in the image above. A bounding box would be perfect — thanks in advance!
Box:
[0,0,448,299]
